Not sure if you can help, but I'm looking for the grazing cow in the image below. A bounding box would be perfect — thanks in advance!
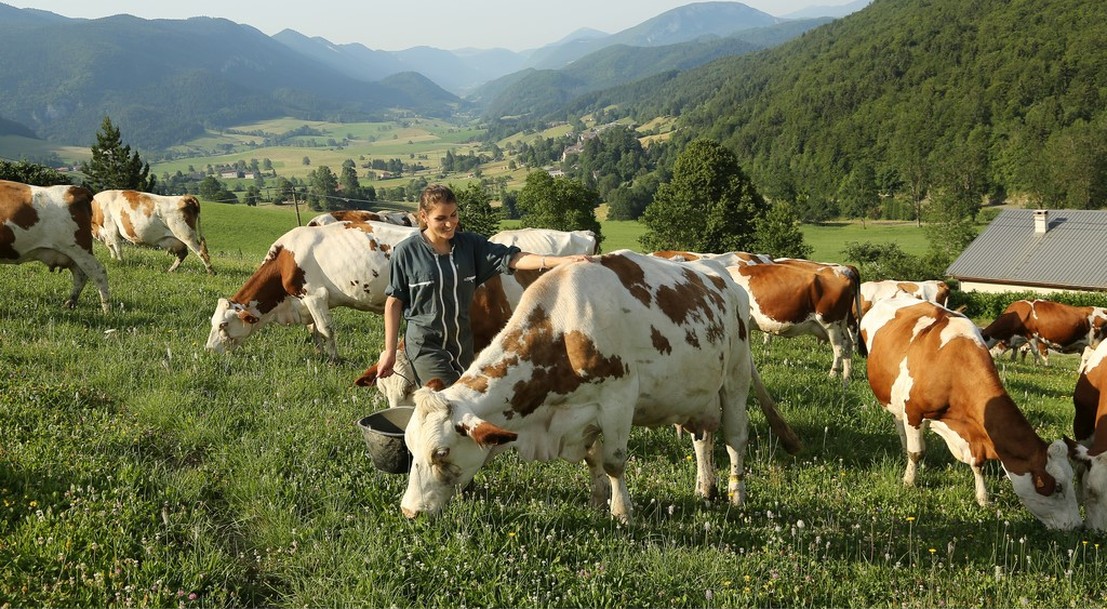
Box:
[206,221,405,361]
[489,228,599,256]
[355,228,600,405]
[862,296,1081,530]
[860,279,950,316]
[981,299,1107,367]
[726,258,865,384]
[0,179,110,312]
[1068,340,1107,530]
[91,190,214,274]
[307,209,418,227]
[400,251,800,522]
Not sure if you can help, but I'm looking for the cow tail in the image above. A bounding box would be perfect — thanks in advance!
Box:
[849,267,867,358]
[750,358,803,455]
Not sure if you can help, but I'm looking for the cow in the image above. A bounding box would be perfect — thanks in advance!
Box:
[1068,339,1107,530]
[489,228,599,256]
[981,299,1107,368]
[91,190,214,274]
[860,279,950,317]
[205,221,412,361]
[861,296,1081,530]
[727,258,866,384]
[355,228,601,406]
[1,179,110,312]
[306,209,418,228]
[399,251,800,522]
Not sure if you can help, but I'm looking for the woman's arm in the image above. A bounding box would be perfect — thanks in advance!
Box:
[375,295,405,378]
[509,252,592,271]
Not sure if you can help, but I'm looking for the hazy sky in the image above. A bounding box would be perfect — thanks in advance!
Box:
[12,1,856,51]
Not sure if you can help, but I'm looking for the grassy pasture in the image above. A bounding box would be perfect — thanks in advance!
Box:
[2,202,1105,607]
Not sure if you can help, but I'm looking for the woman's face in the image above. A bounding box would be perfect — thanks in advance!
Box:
[421,201,459,242]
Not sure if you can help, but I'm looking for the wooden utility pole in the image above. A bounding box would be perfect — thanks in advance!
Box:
[292,187,303,226]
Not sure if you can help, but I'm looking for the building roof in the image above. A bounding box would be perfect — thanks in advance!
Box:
[946,208,1107,291]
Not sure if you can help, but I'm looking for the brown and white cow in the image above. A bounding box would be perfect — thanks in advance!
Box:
[862,296,1081,530]
[91,190,214,274]
[355,227,601,406]
[306,209,418,228]
[205,221,414,361]
[981,299,1107,367]
[1,180,111,312]
[399,251,799,522]
[1068,339,1107,530]
[727,258,866,384]
[860,279,950,317]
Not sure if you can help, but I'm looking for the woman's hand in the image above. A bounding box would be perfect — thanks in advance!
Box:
[375,349,396,379]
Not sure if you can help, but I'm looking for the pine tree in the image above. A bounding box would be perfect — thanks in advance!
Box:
[80,117,155,192]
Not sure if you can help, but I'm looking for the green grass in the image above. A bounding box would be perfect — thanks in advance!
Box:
[3,202,1105,607]
[802,220,932,260]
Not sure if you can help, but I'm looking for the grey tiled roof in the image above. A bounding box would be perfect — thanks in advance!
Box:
[945,209,1107,291]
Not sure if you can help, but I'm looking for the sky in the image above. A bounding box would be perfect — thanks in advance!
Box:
[12,1,857,52]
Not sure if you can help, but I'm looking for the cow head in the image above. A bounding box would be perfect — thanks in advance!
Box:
[1006,440,1082,530]
[400,385,517,518]
[354,349,419,408]
[205,297,263,353]
[1067,438,1107,531]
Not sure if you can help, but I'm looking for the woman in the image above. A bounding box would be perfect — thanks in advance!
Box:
[375,184,590,386]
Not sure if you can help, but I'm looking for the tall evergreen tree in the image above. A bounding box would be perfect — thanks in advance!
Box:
[80,116,155,192]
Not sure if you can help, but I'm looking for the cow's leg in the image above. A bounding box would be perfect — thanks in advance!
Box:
[720,385,751,506]
[163,240,188,273]
[62,247,111,313]
[169,228,215,274]
[901,420,928,487]
[826,323,851,386]
[301,293,337,361]
[101,226,124,261]
[597,398,635,523]
[691,430,717,501]
[970,461,989,507]
[584,438,611,511]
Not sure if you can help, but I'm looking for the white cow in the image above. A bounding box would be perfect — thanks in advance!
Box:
[859,279,950,317]
[1,180,110,312]
[91,190,214,274]
[206,221,404,361]
[862,296,1081,530]
[400,251,800,523]
[306,209,418,228]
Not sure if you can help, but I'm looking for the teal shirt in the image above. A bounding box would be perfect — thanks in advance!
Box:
[386,230,520,379]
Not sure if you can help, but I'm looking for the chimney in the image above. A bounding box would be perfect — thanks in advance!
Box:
[1034,209,1049,235]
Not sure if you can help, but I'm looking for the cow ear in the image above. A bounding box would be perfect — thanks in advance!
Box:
[1032,471,1058,496]
[1066,436,1091,464]
[237,310,259,324]
[424,378,447,392]
[466,421,518,448]
[354,366,378,387]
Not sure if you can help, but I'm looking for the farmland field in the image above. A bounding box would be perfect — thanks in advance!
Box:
[2,201,1105,607]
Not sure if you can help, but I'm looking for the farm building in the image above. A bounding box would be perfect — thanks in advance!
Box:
[946,208,1107,294]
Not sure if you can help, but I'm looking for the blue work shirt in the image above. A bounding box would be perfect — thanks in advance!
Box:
[386,230,520,382]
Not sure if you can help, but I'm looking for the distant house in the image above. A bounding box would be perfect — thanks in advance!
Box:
[946,208,1107,294]
[219,169,240,179]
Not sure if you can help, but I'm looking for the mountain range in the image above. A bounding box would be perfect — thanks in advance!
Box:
[0,1,868,150]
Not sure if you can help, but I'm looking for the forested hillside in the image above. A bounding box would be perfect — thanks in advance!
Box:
[567,0,1107,215]
[0,13,461,149]
[479,19,829,135]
